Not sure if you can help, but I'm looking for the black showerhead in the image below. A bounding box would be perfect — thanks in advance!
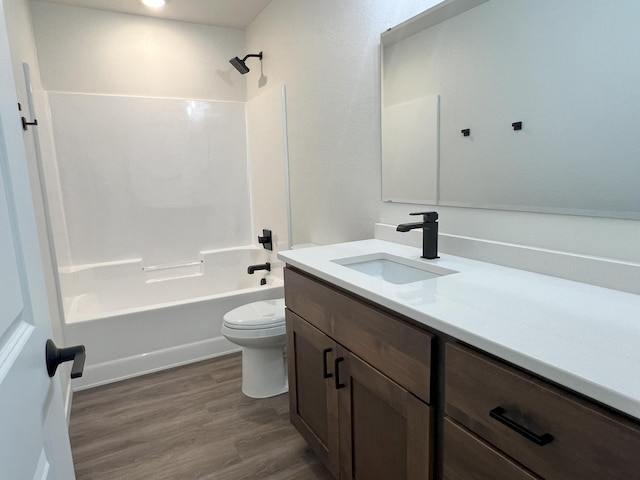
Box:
[229,52,263,75]
[229,56,250,74]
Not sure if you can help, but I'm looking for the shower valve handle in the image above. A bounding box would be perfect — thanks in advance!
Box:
[46,339,86,379]
[258,229,273,251]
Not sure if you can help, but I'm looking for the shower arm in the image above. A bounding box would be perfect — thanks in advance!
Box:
[242,53,263,62]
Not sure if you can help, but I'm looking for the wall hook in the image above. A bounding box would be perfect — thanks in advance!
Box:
[512,121,523,131]
[21,116,38,131]
[461,128,471,137]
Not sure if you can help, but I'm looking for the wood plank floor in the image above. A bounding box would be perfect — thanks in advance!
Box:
[69,353,333,480]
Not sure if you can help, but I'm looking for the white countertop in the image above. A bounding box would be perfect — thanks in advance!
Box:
[279,239,640,419]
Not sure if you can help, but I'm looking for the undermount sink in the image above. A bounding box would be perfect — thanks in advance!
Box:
[332,253,457,285]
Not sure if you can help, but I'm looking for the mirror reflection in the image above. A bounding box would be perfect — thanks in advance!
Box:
[381,0,640,219]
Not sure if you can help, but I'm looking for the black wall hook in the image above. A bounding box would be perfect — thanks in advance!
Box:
[461,128,471,137]
[512,121,523,131]
[21,116,38,131]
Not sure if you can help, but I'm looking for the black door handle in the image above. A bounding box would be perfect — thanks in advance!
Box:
[489,407,554,446]
[46,339,86,379]
[334,357,345,389]
[322,348,333,378]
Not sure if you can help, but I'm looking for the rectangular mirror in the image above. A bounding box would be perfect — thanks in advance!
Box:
[381,0,640,219]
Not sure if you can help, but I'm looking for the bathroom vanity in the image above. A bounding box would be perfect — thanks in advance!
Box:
[279,240,640,480]
[285,267,434,479]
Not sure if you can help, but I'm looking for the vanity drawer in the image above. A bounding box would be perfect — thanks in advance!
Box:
[443,418,540,480]
[284,267,433,403]
[445,343,640,480]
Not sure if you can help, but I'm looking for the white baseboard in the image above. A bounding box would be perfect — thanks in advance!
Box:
[72,336,240,391]
[375,223,640,295]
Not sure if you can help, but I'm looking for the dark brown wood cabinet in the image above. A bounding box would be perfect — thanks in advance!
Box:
[286,310,340,477]
[443,418,541,480]
[285,268,434,480]
[444,343,640,480]
[336,348,433,480]
[284,266,640,480]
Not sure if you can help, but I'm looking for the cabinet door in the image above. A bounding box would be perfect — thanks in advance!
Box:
[286,310,339,478]
[337,347,433,480]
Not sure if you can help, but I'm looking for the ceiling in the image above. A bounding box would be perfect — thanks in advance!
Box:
[37,0,273,29]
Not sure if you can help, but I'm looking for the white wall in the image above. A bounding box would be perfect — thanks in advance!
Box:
[248,0,640,265]
[246,0,441,246]
[30,1,246,101]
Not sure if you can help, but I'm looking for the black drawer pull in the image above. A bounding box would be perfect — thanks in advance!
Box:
[334,357,345,389]
[322,348,333,378]
[489,407,554,446]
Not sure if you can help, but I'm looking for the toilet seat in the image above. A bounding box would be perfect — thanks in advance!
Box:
[222,298,285,330]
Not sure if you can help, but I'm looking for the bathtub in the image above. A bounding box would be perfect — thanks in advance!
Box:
[60,246,284,390]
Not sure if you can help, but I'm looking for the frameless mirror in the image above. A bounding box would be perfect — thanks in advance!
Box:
[381,0,640,219]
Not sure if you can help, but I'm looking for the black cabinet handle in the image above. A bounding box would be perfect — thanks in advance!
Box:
[334,357,345,389]
[322,348,333,378]
[46,339,86,379]
[489,407,553,446]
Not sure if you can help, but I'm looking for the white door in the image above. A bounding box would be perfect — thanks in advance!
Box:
[0,6,76,480]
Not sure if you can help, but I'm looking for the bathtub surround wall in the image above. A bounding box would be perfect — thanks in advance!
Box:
[47,93,252,266]
[246,83,291,263]
[247,1,640,278]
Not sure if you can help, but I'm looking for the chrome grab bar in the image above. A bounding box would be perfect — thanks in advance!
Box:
[142,260,203,272]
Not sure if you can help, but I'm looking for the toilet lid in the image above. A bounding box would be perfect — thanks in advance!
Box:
[223,298,285,330]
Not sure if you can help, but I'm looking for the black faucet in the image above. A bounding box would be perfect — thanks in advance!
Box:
[247,262,271,274]
[396,211,439,260]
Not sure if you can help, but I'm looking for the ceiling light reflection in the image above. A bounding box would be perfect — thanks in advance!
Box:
[142,0,166,8]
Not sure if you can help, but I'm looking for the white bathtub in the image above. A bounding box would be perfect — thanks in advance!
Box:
[60,246,283,390]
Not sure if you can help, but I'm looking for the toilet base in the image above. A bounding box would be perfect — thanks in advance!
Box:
[241,345,288,399]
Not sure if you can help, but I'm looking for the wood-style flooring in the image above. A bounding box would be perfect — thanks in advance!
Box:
[69,353,333,480]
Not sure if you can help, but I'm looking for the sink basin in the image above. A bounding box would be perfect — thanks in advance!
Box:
[332,253,456,285]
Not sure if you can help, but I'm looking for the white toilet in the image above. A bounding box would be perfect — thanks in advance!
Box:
[221,298,287,398]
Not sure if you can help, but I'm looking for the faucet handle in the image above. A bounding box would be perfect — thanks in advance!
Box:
[410,211,438,222]
[258,229,273,251]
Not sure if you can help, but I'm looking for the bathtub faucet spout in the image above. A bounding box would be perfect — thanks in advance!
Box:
[247,262,271,274]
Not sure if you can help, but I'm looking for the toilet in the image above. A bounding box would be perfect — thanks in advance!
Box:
[221,298,287,398]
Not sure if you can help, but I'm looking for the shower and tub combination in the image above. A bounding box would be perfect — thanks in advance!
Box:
[63,246,284,389]
[38,44,292,390]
